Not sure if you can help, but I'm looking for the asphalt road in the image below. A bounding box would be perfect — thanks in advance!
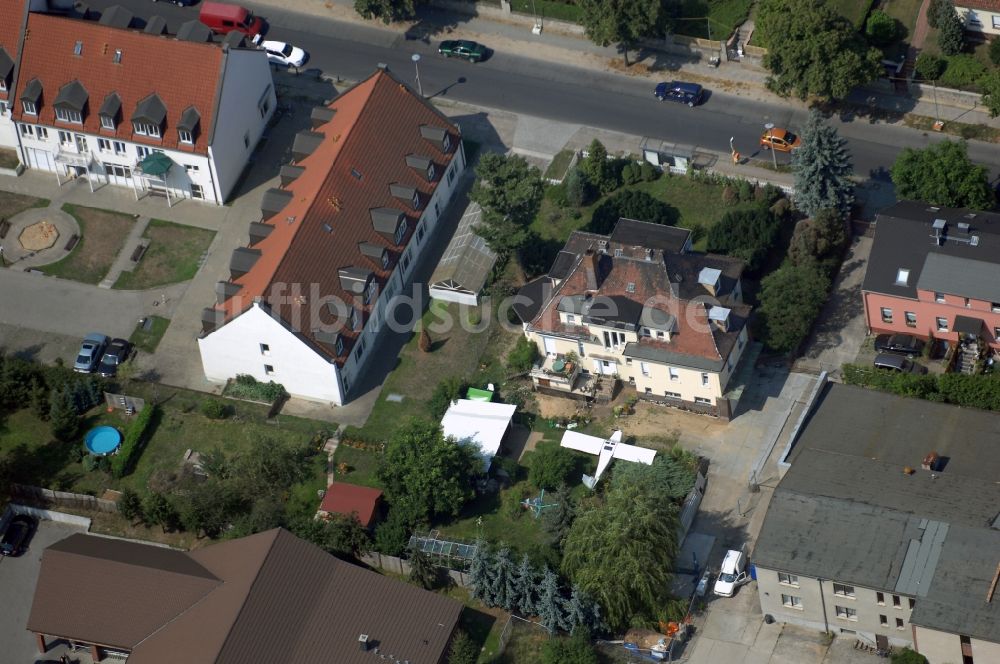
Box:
[83,0,1000,181]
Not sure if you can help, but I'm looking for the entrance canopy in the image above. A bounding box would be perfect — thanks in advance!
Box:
[441,399,516,472]
[953,315,984,336]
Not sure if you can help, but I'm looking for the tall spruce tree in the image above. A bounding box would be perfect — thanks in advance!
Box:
[513,553,538,617]
[537,566,566,633]
[792,110,854,218]
[562,584,602,633]
[493,546,518,611]
[468,537,493,604]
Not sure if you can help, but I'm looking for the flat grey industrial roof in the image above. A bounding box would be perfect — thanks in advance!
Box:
[754,383,1000,639]
[908,525,1000,644]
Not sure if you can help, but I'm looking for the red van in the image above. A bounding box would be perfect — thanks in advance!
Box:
[199,2,264,37]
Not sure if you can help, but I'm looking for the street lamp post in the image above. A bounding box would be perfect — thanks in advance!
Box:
[411,53,423,97]
[764,122,777,171]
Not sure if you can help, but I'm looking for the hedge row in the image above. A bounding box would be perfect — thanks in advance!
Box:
[842,364,1000,411]
[111,404,158,478]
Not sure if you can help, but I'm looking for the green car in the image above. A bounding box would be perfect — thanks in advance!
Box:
[438,40,487,62]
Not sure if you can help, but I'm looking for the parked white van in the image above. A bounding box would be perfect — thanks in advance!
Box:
[713,549,747,597]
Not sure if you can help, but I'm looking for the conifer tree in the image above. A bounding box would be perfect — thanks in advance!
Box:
[537,566,566,633]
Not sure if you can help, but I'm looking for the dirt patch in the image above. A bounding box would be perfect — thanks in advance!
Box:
[114,219,215,290]
[0,190,46,220]
[616,400,725,444]
[40,204,135,283]
[534,392,581,419]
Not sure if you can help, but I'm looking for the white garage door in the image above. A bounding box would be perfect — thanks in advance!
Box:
[26,147,54,172]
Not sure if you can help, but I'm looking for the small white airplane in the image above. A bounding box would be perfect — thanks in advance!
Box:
[560,429,656,489]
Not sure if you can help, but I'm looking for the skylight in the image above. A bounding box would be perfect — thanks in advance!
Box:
[895,268,909,286]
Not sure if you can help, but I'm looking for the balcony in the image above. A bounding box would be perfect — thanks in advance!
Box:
[530,354,581,391]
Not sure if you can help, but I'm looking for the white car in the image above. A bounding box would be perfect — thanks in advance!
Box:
[256,39,307,68]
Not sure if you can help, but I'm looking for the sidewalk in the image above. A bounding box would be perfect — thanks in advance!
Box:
[253,0,1000,130]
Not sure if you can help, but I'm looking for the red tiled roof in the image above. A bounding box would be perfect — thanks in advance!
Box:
[958,0,1000,11]
[217,69,460,364]
[530,237,738,364]
[11,12,223,154]
[0,0,28,102]
[318,482,384,528]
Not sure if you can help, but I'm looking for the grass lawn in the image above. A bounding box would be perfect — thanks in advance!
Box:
[0,149,20,170]
[0,381,336,500]
[542,149,574,182]
[508,0,581,21]
[825,0,874,28]
[0,190,48,220]
[533,174,760,251]
[330,444,382,488]
[39,204,134,283]
[113,219,215,290]
[675,0,754,39]
[345,299,520,442]
[129,315,171,353]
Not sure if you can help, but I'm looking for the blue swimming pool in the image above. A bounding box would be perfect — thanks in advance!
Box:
[85,426,122,456]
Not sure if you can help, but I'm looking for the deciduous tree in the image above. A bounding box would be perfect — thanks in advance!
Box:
[757,0,882,99]
[541,627,599,664]
[578,0,665,66]
[527,445,576,491]
[705,208,781,272]
[354,0,417,24]
[792,110,855,218]
[979,70,1000,118]
[292,513,371,558]
[117,488,145,526]
[891,140,995,210]
[757,262,832,353]
[589,189,675,234]
[562,482,680,631]
[471,153,544,255]
[143,491,178,533]
[937,1,964,56]
[377,418,481,522]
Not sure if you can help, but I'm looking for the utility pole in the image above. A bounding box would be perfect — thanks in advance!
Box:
[764,122,777,170]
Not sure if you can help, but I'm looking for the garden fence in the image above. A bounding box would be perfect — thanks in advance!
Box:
[359,551,471,587]
[11,483,118,514]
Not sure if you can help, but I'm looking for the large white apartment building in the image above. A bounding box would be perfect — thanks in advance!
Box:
[1,1,274,204]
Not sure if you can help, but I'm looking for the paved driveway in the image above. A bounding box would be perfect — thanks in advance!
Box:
[0,518,87,664]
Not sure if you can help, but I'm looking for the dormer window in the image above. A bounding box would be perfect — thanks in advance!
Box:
[427,163,436,181]
[101,115,115,130]
[349,307,360,330]
[393,221,407,245]
[20,78,42,117]
[335,336,344,355]
[0,79,6,92]
[412,190,421,210]
[176,106,200,147]
[381,251,390,269]
[179,130,193,144]
[442,132,451,152]
[134,122,161,138]
[364,278,378,305]
[56,108,82,124]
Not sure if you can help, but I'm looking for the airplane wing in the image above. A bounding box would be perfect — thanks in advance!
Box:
[611,442,656,465]
[560,430,606,456]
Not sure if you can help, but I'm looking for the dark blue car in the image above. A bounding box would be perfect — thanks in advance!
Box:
[654,81,704,106]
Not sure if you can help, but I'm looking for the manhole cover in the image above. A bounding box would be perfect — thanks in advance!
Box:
[18,220,59,251]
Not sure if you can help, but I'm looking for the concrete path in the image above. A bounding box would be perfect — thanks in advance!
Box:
[100,216,151,289]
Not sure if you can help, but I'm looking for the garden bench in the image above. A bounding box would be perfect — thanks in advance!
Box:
[0,219,9,238]
[130,243,147,262]
[64,234,80,251]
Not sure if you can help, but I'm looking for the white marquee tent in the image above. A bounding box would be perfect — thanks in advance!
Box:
[441,399,517,472]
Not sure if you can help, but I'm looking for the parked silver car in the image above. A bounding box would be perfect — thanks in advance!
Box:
[73,333,108,373]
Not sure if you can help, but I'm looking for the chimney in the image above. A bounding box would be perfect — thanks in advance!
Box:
[359,634,370,652]
[583,249,599,291]
[645,248,653,262]
[932,219,946,246]
[921,451,941,472]
[708,306,731,332]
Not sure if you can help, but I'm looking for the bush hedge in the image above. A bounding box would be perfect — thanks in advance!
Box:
[224,374,287,403]
[842,364,1000,411]
[112,404,158,478]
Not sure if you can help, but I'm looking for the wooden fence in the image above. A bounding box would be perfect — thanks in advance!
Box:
[360,551,471,587]
[11,483,118,514]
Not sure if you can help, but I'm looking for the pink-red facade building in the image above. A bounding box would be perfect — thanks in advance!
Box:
[862,202,1000,352]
